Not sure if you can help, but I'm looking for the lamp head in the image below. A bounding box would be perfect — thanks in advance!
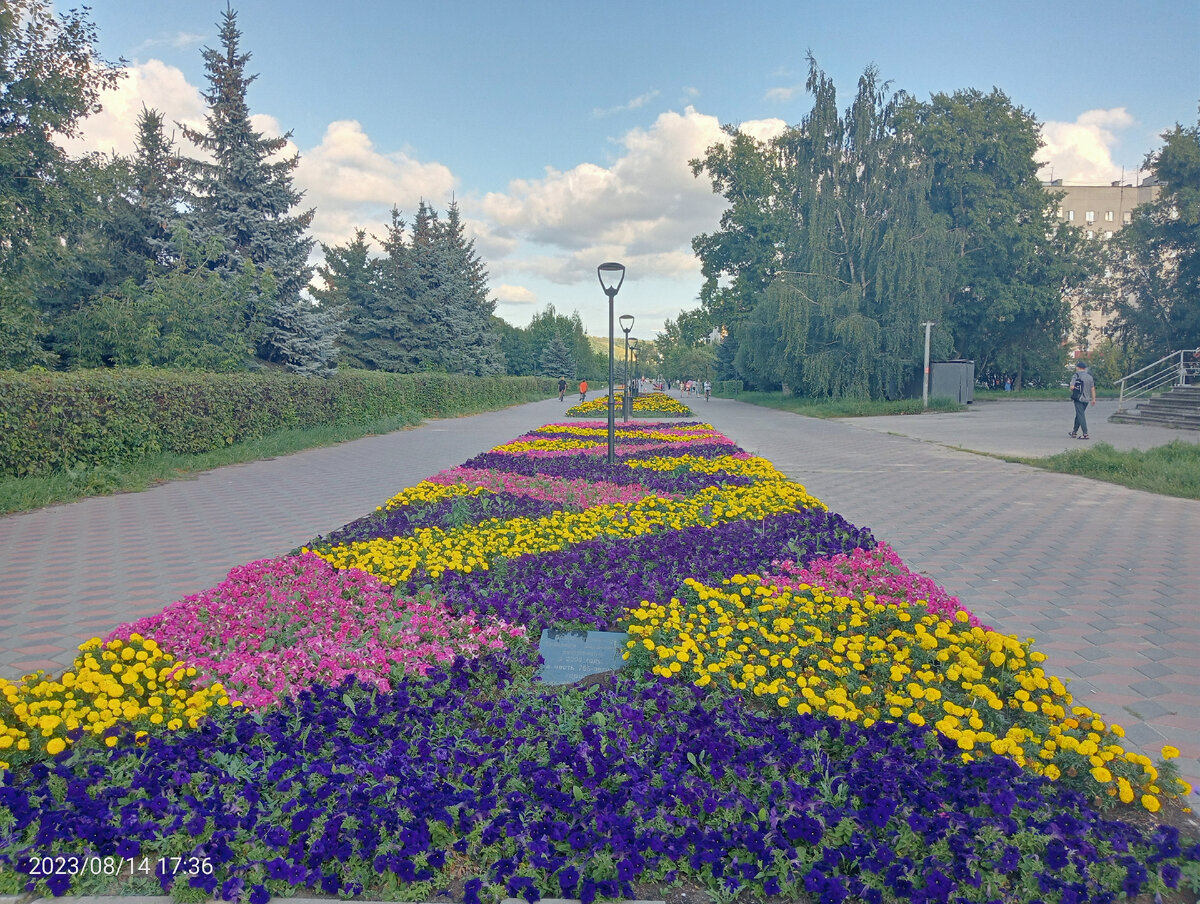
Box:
[597,262,626,297]
[629,337,639,349]
[619,313,634,334]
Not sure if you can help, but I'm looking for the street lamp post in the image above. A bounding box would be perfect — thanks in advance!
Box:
[619,314,634,423]
[597,262,626,464]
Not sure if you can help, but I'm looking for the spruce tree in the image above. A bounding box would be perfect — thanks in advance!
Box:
[407,201,457,371]
[440,201,505,375]
[370,208,425,372]
[313,230,381,370]
[130,106,185,269]
[538,332,575,378]
[182,6,335,373]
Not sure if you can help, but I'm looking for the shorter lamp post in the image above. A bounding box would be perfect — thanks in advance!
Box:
[619,314,634,422]
[629,337,640,392]
[598,262,626,464]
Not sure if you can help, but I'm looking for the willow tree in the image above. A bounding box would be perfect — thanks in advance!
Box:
[692,57,953,398]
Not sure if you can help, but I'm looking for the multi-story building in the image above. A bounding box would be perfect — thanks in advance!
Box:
[1046,177,1162,356]
[1048,177,1160,241]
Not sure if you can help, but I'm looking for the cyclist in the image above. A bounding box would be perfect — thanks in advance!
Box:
[558,377,567,401]
[703,379,711,402]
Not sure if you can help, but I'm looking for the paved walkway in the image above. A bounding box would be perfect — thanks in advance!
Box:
[1,396,1197,802]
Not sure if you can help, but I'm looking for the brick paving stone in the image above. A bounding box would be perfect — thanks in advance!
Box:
[1135,662,1176,679]
[1130,679,1171,698]
[1065,662,1109,678]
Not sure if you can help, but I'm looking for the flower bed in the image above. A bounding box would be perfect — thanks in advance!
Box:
[1,419,1197,903]
[566,391,692,418]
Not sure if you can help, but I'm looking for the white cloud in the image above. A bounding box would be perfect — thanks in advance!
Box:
[478,106,787,285]
[765,84,803,103]
[60,59,207,157]
[592,90,661,118]
[493,284,538,304]
[1039,108,1137,183]
[296,120,456,248]
[134,31,206,53]
[737,117,789,143]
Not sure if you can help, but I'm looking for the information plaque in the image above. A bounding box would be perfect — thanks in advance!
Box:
[537,629,629,685]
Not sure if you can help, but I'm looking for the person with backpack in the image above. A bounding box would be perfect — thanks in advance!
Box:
[558,377,567,402]
[1069,360,1097,439]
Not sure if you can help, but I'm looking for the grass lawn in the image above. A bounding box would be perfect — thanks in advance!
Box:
[734,390,966,418]
[1015,439,1200,501]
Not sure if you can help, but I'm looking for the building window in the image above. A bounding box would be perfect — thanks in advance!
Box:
[1057,205,1064,219]
[1104,210,1114,222]
[1123,211,1132,224]
[1085,210,1095,224]
[1104,231,1113,240]
[1067,210,1075,222]
[1086,230,1095,239]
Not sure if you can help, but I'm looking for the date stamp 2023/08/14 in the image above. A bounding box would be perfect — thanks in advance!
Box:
[23,853,215,880]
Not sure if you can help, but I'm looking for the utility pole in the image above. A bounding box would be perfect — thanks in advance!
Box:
[922,322,935,409]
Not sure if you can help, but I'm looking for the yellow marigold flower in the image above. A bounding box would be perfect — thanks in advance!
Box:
[1141,794,1161,813]
[1162,745,1180,760]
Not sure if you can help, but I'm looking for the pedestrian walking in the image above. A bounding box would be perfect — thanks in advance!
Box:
[1068,360,1096,439]
[558,377,567,402]
[579,379,588,403]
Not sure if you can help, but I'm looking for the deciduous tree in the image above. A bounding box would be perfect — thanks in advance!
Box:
[693,58,954,398]
[898,88,1085,387]
[1099,109,1200,359]
[0,0,120,367]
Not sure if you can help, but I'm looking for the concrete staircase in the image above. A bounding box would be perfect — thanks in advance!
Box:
[1109,385,1200,430]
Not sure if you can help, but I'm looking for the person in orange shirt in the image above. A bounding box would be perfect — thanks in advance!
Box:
[578,379,588,403]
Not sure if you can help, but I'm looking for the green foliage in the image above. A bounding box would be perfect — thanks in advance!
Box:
[180,8,329,373]
[538,332,575,378]
[62,231,261,370]
[499,304,604,379]
[653,309,715,381]
[691,71,1096,397]
[0,0,121,270]
[1098,110,1200,360]
[314,229,381,370]
[0,369,550,478]
[323,205,504,376]
[737,390,965,418]
[692,58,954,399]
[899,88,1088,388]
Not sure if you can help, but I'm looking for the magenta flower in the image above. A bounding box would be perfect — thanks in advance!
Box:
[106,553,526,706]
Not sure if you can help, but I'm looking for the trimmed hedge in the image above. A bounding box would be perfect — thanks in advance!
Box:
[0,369,554,478]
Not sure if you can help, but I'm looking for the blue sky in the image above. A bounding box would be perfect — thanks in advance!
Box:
[70,0,1199,339]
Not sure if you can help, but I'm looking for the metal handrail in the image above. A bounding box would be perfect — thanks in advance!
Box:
[1115,349,1200,412]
